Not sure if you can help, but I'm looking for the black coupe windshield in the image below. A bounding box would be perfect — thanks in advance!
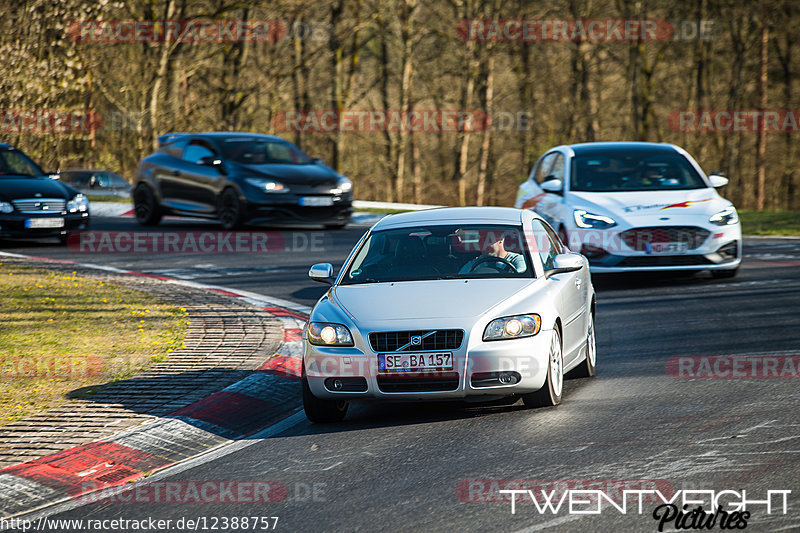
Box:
[570,151,707,192]
[0,150,43,178]
[221,139,312,165]
[341,224,534,284]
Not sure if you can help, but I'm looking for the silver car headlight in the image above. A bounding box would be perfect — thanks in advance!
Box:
[66,194,89,213]
[307,322,354,346]
[483,314,541,341]
[0,201,13,214]
[245,177,289,193]
[573,209,617,229]
[709,206,739,226]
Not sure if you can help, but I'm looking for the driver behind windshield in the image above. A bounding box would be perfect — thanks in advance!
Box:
[458,231,526,273]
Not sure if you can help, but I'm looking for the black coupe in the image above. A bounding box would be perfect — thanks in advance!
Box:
[133,132,353,229]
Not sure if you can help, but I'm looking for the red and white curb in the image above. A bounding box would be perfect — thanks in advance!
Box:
[0,251,309,519]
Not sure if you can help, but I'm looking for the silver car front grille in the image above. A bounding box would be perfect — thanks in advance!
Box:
[12,198,66,214]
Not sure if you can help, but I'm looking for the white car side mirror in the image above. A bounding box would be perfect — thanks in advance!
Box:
[541,179,563,194]
[709,174,729,188]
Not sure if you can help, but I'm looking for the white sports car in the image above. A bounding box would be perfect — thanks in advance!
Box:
[515,142,741,277]
[302,207,596,422]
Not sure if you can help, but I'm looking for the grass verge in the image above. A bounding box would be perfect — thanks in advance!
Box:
[0,264,188,425]
[739,210,800,236]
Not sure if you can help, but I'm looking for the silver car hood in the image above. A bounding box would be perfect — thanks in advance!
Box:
[332,278,538,321]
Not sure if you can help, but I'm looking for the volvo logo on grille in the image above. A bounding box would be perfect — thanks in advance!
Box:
[410,336,422,345]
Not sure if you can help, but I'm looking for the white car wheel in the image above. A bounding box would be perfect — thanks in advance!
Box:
[570,313,596,378]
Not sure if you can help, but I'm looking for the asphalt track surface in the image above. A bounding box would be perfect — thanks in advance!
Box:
[2,216,800,532]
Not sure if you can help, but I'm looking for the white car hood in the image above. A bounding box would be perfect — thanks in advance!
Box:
[568,189,728,220]
[332,279,536,321]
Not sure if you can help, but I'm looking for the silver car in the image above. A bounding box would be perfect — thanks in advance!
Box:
[302,207,596,422]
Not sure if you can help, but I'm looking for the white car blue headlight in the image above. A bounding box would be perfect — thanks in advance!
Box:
[245,177,288,193]
[573,209,617,229]
[483,314,542,341]
[66,194,89,213]
[307,322,354,346]
[709,206,739,226]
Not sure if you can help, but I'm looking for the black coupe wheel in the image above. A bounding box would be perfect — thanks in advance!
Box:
[219,188,244,230]
[133,184,162,226]
[302,378,348,423]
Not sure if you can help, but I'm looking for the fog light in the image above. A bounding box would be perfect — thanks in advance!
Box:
[498,373,513,384]
[333,379,343,390]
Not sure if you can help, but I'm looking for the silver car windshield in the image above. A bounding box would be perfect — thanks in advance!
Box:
[341,224,535,284]
[570,152,706,192]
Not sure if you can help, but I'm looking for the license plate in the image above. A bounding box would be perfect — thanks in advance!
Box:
[25,218,65,229]
[379,352,453,372]
[647,242,688,254]
[299,196,334,207]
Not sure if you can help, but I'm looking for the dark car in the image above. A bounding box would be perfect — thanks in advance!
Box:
[0,143,90,243]
[133,132,353,229]
[56,169,132,198]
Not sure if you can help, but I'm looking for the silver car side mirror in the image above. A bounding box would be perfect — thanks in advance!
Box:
[309,263,334,285]
[546,253,584,278]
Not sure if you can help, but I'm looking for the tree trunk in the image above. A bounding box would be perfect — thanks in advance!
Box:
[755,0,768,210]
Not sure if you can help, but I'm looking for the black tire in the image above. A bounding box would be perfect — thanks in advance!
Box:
[711,267,739,279]
[569,312,596,378]
[302,378,348,423]
[57,233,69,245]
[219,188,245,230]
[522,328,564,408]
[133,184,162,226]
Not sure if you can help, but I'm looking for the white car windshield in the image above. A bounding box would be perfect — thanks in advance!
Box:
[570,151,707,192]
[341,224,534,284]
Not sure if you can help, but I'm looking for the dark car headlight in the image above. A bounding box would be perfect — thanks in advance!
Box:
[0,202,13,214]
[709,206,739,226]
[66,194,89,213]
[307,322,354,346]
[245,177,289,193]
[333,177,352,194]
[483,314,541,341]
